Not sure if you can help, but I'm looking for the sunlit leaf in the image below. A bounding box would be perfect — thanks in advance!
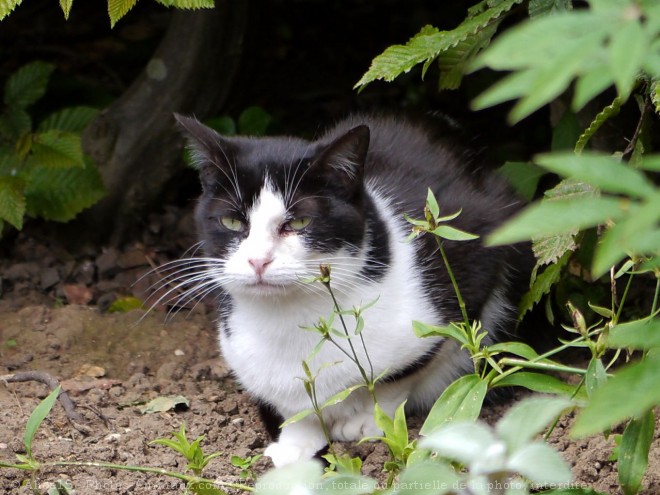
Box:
[25,386,61,458]
[618,410,655,495]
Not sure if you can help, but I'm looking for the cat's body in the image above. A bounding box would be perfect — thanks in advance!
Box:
[175,114,533,467]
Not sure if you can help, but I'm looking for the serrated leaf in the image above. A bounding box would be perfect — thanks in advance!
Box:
[0,0,21,21]
[108,0,139,27]
[155,0,214,8]
[575,97,622,154]
[139,395,189,414]
[518,250,570,318]
[618,410,655,495]
[38,106,98,133]
[571,356,660,437]
[487,196,628,246]
[30,130,84,168]
[532,231,576,266]
[528,0,572,17]
[536,153,656,199]
[4,61,54,110]
[25,386,61,458]
[59,0,73,19]
[0,107,31,140]
[24,156,106,222]
[496,396,572,453]
[0,176,26,229]
[420,374,487,435]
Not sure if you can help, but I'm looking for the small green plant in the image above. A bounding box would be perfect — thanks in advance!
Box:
[230,454,263,482]
[0,61,105,237]
[150,422,221,477]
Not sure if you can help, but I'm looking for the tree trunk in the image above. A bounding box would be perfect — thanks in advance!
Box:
[78,1,248,246]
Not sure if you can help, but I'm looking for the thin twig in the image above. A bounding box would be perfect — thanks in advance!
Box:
[1,370,89,434]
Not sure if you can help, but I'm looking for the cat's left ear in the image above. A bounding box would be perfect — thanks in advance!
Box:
[316,125,370,191]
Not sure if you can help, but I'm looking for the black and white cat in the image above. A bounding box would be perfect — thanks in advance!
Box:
[171,114,532,468]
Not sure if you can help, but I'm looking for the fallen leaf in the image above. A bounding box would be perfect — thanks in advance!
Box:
[139,395,189,414]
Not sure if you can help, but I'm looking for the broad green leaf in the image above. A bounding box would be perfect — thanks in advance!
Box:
[420,374,488,435]
[551,109,582,152]
[608,318,660,350]
[584,358,607,398]
[0,176,26,229]
[24,156,106,222]
[518,251,570,318]
[496,396,572,452]
[0,107,31,140]
[59,0,73,19]
[571,356,660,437]
[280,408,314,428]
[431,225,479,241]
[608,20,648,99]
[420,421,496,465]
[4,61,54,109]
[497,161,545,201]
[508,442,572,485]
[487,196,629,246]
[108,0,138,27]
[535,153,656,199]
[25,385,61,458]
[413,321,469,346]
[255,460,322,495]
[396,461,461,495]
[426,188,439,219]
[493,372,580,397]
[618,410,655,495]
[30,130,84,168]
[319,474,376,495]
[38,106,98,133]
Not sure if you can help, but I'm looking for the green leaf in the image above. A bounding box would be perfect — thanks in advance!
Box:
[38,106,98,133]
[255,460,322,495]
[572,63,612,112]
[413,321,469,346]
[608,20,648,99]
[319,474,376,495]
[108,0,138,27]
[497,161,545,201]
[574,97,622,154]
[518,251,570,318]
[585,358,608,398]
[24,386,61,458]
[608,318,660,350]
[431,225,479,241]
[30,130,85,168]
[420,374,488,435]
[496,396,572,453]
[4,61,54,110]
[508,442,572,485]
[187,481,227,495]
[139,395,189,414]
[0,176,26,230]
[24,156,106,222]
[528,0,572,17]
[493,371,580,397]
[426,188,439,219]
[320,384,365,410]
[420,421,496,465]
[535,153,656,199]
[107,296,144,313]
[280,408,314,428]
[572,356,660,437]
[396,461,461,495]
[59,0,73,19]
[618,410,655,495]
[237,106,272,136]
[155,0,215,9]
[487,196,629,246]
[0,0,21,21]
[0,107,31,140]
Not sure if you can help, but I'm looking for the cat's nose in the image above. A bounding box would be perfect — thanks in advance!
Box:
[248,257,273,276]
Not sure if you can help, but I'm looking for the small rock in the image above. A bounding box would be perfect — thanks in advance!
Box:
[73,259,96,285]
[174,349,185,356]
[222,399,239,415]
[76,364,106,378]
[231,417,244,425]
[118,247,149,269]
[0,443,8,450]
[96,248,120,278]
[62,284,94,305]
[104,433,121,443]
[40,267,60,290]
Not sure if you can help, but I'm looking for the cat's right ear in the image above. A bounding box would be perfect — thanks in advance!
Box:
[174,114,235,191]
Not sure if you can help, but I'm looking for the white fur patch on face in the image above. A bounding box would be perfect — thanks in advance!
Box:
[222,184,307,295]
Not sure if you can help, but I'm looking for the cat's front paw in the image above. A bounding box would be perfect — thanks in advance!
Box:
[264,441,322,468]
[330,412,382,442]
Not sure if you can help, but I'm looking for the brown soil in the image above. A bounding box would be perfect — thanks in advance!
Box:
[1,215,659,495]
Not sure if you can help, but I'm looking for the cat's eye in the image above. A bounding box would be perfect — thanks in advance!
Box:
[220,216,245,232]
[283,216,312,233]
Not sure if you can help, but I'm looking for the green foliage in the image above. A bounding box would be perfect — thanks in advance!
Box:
[0,0,214,26]
[0,62,105,236]
[150,423,220,477]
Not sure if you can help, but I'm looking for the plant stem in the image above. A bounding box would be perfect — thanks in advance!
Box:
[47,461,254,491]
[497,358,587,375]
[435,237,470,328]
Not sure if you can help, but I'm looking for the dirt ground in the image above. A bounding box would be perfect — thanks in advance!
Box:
[1,212,659,495]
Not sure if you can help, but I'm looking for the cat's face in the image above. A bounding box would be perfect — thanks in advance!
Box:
[176,116,371,298]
